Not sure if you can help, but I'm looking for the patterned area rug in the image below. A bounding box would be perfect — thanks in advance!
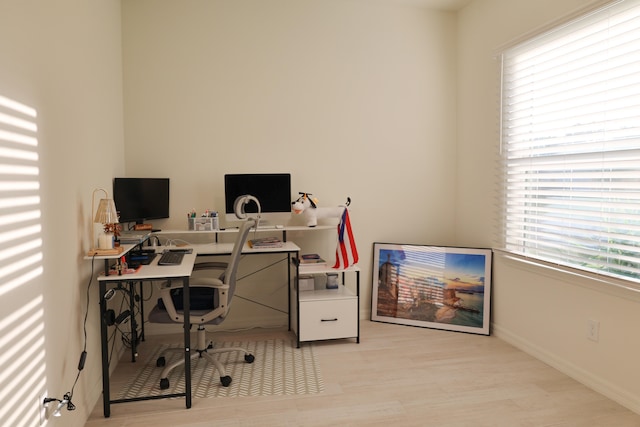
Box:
[117,339,324,399]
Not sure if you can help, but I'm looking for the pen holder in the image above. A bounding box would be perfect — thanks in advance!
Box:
[188,217,218,231]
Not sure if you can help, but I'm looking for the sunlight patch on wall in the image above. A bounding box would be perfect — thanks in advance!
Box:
[0,95,46,427]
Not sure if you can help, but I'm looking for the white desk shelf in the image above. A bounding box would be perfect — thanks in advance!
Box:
[156,225,334,241]
[290,261,360,346]
[156,225,359,347]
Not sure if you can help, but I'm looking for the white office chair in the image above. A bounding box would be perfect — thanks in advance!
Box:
[148,218,257,389]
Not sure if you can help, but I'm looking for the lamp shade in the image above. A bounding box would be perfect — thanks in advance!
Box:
[87,188,124,255]
[94,198,119,224]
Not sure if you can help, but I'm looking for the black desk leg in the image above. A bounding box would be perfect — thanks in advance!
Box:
[295,258,300,348]
[356,270,360,343]
[287,252,293,331]
[99,280,111,418]
[183,276,192,408]
[138,280,145,342]
[128,281,137,362]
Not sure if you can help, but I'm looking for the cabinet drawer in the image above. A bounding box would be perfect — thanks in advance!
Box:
[299,298,357,341]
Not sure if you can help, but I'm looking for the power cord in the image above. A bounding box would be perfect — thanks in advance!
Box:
[44,254,95,416]
[105,282,144,360]
[164,238,192,247]
[63,254,95,411]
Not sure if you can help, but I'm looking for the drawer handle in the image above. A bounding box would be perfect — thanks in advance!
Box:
[321,318,338,322]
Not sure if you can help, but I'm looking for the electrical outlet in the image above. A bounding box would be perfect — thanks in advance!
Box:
[587,319,600,342]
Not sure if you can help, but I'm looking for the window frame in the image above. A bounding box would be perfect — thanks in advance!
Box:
[499,0,640,285]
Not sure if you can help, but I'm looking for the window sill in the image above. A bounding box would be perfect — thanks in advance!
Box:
[494,248,640,302]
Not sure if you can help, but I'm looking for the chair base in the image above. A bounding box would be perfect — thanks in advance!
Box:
[155,325,255,389]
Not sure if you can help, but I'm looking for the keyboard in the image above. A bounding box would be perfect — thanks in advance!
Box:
[158,251,185,266]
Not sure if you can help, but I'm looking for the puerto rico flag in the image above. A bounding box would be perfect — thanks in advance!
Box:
[333,208,359,269]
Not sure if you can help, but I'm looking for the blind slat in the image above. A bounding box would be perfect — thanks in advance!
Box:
[501,0,640,284]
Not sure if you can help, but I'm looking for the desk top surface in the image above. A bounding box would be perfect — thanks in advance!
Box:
[155,225,333,234]
[175,241,300,255]
[98,252,197,281]
[95,241,300,281]
[86,241,300,259]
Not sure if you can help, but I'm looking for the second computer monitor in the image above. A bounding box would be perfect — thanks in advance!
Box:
[223,173,292,225]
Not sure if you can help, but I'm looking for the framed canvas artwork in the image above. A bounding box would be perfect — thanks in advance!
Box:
[371,243,492,335]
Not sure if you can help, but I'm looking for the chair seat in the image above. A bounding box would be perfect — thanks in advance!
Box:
[157,286,218,310]
[148,305,219,324]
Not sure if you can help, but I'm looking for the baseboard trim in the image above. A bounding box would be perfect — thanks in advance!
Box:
[493,324,640,415]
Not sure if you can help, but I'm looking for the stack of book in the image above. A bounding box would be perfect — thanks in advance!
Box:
[248,236,284,248]
[299,253,326,266]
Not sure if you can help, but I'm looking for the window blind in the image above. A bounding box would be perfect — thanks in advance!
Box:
[501,0,640,282]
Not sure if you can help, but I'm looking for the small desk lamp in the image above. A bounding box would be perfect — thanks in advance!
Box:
[87,188,123,256]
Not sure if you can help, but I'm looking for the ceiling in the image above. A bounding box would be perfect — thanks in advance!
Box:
[385,0,473,11]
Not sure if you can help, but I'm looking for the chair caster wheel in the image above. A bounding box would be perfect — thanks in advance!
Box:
[156,356,166,367]
[159,378,170,390]
[244,354,255,363]
[220,376,232,387]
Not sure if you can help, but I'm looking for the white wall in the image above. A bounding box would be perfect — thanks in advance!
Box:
[457,0,640,414]
[0,1,124,426]
[2,0,638,425]
[121,0,459,331]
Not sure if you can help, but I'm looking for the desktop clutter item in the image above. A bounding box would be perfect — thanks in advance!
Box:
[291,192,351,227]
[187,209,219,231]
[326,272,339,289]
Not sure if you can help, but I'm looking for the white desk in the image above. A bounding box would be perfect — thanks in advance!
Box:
[95,250,197,417]
[92,241,300,417]
[99,251,197,279]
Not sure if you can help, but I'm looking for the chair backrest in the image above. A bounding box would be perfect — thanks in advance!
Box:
[149,217,258,326]
[224,218,256,300]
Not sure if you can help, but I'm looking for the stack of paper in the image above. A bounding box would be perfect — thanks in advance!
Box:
[119,230,151,244]
[248,236,284,248]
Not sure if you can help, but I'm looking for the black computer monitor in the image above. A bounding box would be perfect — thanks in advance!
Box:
[224,173,291,224]
[113,177,170,225]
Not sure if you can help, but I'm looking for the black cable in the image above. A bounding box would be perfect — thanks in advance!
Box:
[108,326,119,367]
[119,325,133,348]
[141,280,154,302]
[115,290,133,348]
[62,254,96,410]
[54,257,150,412]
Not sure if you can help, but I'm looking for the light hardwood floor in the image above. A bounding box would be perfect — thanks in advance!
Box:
[85,320,640,426]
